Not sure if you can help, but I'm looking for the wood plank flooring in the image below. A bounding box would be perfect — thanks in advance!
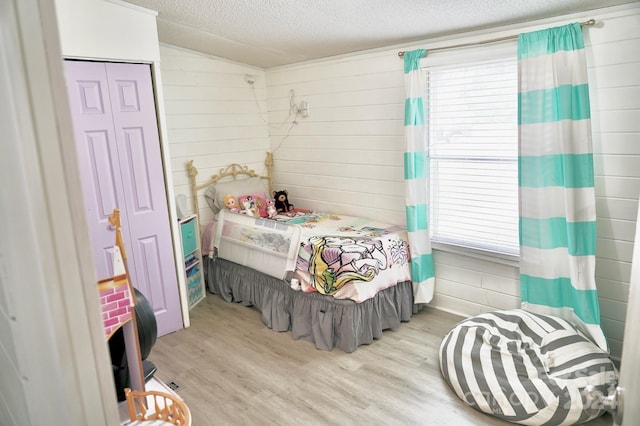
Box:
[150,294,613,425]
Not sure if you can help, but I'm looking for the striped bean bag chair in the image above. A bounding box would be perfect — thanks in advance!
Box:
[439,310,617,425]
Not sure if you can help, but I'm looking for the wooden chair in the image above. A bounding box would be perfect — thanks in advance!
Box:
[124,387,191,425]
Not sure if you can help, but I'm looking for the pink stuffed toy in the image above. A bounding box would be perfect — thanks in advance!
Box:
[266,198,277,219]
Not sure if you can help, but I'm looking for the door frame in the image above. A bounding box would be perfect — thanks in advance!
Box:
[1,0,119,423]
[617,198,640,425]
[148,61,192,327]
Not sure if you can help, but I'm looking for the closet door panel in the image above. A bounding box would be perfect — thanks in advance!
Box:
[64,61,125,280]
[105,62,182,335]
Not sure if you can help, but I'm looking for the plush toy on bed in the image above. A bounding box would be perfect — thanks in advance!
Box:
[223,194,239,213]
[273,190,294,213]
[240,196,257,216]
[266,198,277,219]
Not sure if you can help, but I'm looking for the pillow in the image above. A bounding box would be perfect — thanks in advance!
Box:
[204,184,217,213]
[206,177,269,215]
[238,193,268,217]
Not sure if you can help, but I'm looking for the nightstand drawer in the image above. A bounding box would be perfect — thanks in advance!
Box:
[180,218,197,256]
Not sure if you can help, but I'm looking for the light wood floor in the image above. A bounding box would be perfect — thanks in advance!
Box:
[150,294,613,426]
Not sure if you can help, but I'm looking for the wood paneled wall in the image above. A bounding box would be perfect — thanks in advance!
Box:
[266,54,406,224]
[588,8,640,358]
[160,45,271,225]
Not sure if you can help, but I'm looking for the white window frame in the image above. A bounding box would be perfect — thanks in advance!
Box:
[422,41,520,266]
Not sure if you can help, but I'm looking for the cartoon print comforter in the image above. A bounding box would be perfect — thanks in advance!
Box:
[214,211,412,303]
[280,212,412,303]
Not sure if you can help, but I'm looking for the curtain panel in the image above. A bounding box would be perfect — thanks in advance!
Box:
[403,49,435,304]
[517,23,607,350]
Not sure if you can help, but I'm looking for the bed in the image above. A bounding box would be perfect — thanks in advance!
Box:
[186,154,417,352]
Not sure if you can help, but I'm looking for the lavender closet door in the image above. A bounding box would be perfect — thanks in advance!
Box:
[65,60,182,336]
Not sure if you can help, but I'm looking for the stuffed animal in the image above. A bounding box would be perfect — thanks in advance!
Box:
[266,198,277,219]
[240,197,257,216]
[223,194,239,212]
[273,190,294,213]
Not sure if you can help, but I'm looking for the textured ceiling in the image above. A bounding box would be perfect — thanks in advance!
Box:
[121,0,637,68]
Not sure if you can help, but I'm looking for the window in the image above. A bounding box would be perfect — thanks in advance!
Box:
[426,52,519,256]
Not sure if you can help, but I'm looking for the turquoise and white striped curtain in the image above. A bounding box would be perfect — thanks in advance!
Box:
[518,23,607,350]
[403,49,435,304]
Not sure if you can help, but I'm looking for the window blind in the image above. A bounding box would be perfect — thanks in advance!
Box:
[426,57,519,255]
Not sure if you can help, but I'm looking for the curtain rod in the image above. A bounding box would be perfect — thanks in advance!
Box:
[397,19,596,57]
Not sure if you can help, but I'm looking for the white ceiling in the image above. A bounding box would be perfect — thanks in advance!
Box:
[121,0,637,68]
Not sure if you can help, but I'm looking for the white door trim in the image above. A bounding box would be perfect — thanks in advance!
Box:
[618,198,640,425]
[1,0,118,424]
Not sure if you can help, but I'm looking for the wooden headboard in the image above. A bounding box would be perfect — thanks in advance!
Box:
[186,151,274,222]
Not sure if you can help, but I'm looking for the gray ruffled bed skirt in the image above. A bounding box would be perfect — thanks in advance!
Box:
[205,257,415,352]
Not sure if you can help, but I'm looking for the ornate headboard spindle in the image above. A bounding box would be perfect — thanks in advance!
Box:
[185,153,274,227]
